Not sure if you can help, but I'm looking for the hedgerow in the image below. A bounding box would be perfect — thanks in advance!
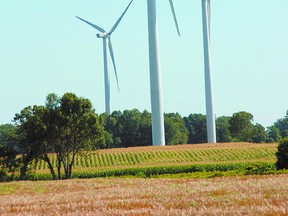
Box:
[71,162,276,179]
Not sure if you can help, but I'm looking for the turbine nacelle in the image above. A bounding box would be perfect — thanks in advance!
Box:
[96,32,109,38]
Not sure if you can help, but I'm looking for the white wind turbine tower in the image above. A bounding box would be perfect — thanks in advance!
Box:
[147,0,180,146]
[76,0,133,115]
[201,0,216,143]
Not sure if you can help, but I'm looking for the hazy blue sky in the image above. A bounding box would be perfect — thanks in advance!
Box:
[1,0,288,127]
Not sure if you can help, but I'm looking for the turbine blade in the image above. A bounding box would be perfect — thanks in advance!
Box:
[75,16,106,33]
[109,0,133,34]
[169,0,180,36]
[207,0,211,39]
[108,37,120,91]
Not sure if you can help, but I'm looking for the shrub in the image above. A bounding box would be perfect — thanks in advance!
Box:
[0,170,8,182]
[276,137,288,170]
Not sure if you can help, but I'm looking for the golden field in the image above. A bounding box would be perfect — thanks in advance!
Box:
[0,174,288,215]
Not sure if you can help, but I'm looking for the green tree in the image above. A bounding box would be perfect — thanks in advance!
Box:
[97,112,114,149]
[118,109,142,147]
[0,124,19,177]
[216,116,232,143]
[0,145,19,174]
[164,113,188,145]
[101,111,123,148]
[0,125,19,180]
[14,105,52,179]
[267,126,281,142]
[13,93,106,180]
[0,124,16,148]
[47,93,106,179]
[274,110,288,138]
[276,137,288,170]
[138,110,152,146]
[252,123,268,143]
[184,114,207,144]
[102,109,152,148]
[229,111,254,142]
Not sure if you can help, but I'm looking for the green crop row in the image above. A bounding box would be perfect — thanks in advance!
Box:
[35,145,277,172]
[5,161,286,181]
[70,162,277,179]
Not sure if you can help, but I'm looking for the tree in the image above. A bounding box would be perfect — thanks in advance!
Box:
[102,109,152,148]
[274,110,288,138]
[97,112,114,149]
[101,111,123,148]
[46,93,106,179]
[13,93,106,180]
[0,124,16,148]
[164,113,188,145]
[276,137,288,170]
[0,125,19,180]
[216,116,232,143]
[267,126,281,143]
[184,114,207,144]
[0,145,19,174]
[14,105,52,179]
[229,111,254,142]
[138,110,152,146]
[252,123,268,143]
[118,109,142,147]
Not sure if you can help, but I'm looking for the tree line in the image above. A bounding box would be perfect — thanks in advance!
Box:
[1,92,288,180]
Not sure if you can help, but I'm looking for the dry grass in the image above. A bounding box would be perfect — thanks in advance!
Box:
[1,174,288,215]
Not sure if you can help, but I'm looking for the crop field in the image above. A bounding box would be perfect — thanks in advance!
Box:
[35,142,277,176]
[1,174,288,215]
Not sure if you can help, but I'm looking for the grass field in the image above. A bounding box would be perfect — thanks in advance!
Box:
[35,142,278,176]
[1,142,286,215]
[1,174,288,215]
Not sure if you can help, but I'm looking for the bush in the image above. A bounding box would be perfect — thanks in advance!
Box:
[0,170,8,182]
[276,137,288,170]
[73,162,275,179]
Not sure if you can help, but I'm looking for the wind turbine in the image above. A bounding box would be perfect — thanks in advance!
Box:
[201,0,216,143]
[147,0,180,146]
[75,0,133,115]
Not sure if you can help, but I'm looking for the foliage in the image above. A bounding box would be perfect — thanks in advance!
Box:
[119,109,144,147]
[229,111,254,142]
[138,110,152,146]
[274,110,288,138]
[60,162,277,179]
[44,93,106,179]
[13,93,106,180]
[252,123,268,143]
[0,124,16,148]
[103,109,190,147]
[0,146,19,173]
[184,114,207,143]
[0,124,19,176]
[98,113,115,149]
[267,126,281,142]
[276,137,288,170]
[102,109,152,148]
[13,105,49,179]
[164,113,188,145]
[100,111,122,148]
[216,116,232,143]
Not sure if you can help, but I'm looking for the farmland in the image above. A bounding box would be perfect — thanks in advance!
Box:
[1,142,287,215]
[34,142,277,179]
[0,174,288,215]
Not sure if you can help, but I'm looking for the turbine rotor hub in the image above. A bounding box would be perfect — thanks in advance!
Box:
[97,33,109,38]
